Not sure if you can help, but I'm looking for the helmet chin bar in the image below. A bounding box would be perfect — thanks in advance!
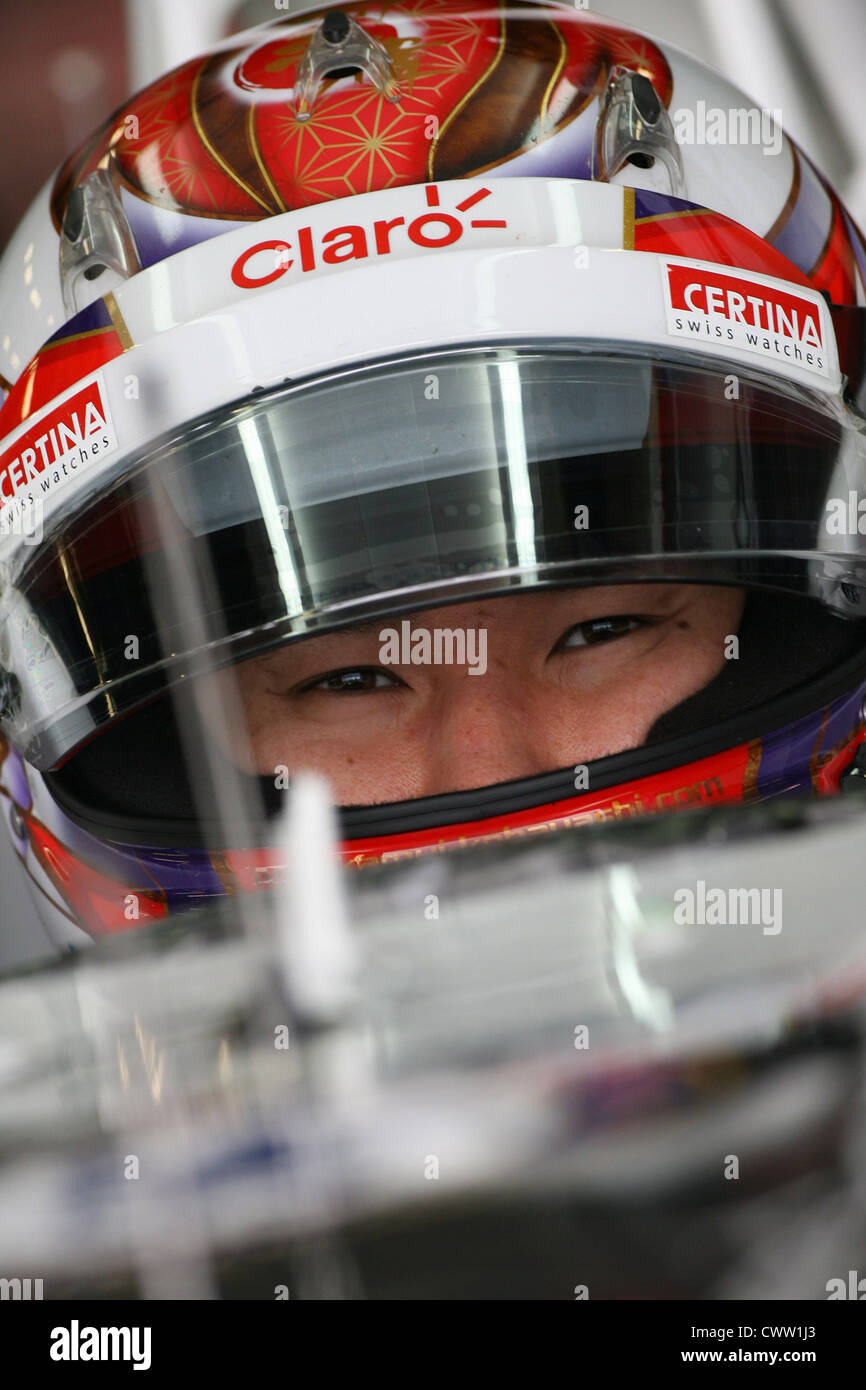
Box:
[226,690,866,885]
[22,672,866,934]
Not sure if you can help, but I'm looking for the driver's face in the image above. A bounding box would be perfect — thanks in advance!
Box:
[201,584,744,803]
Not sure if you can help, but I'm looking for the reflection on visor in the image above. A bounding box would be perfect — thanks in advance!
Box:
[0,346,863,769]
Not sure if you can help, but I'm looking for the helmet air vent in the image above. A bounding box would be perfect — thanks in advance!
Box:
[293,8,401,123]
[593,64,685,197]
[58,167,141,319]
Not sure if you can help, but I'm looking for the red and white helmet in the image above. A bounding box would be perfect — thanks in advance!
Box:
[2,1,866,948]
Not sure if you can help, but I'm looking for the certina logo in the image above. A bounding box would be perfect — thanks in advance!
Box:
[50,1320,151,1370]
[663,261,827,375]
[0,372,117,521]
[231,184,507,289]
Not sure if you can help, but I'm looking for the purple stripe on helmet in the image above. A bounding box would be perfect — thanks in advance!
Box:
[632,189,701,221]
[47,798,227,900]
[756,684,866,797]
[3,743,33,809]
[45,297,112,344]
[483,111,595,182]
[770,149,831,279]
[841,207,866,299]
[121,187,248,272]
[130,844,227,899]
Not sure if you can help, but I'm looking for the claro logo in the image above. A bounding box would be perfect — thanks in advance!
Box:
[231,185,507,288]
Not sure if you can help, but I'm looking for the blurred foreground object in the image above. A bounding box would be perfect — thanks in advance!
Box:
[0,791,864,1299]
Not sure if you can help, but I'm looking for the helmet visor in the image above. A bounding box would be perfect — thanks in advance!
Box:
[1,345,863,770]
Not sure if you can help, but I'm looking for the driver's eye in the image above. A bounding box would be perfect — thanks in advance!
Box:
[305,667,401,693]
[558,615,647,648]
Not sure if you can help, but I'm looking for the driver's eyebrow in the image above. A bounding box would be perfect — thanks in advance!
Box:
[255,618,386,669]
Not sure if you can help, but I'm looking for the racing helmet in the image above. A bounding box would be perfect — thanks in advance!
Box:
[2,0,866,948]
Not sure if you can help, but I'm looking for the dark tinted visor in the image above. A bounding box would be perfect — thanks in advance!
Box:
[1,346,862,769]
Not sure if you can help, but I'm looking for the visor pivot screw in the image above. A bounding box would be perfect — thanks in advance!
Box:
[8,804,25,841]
